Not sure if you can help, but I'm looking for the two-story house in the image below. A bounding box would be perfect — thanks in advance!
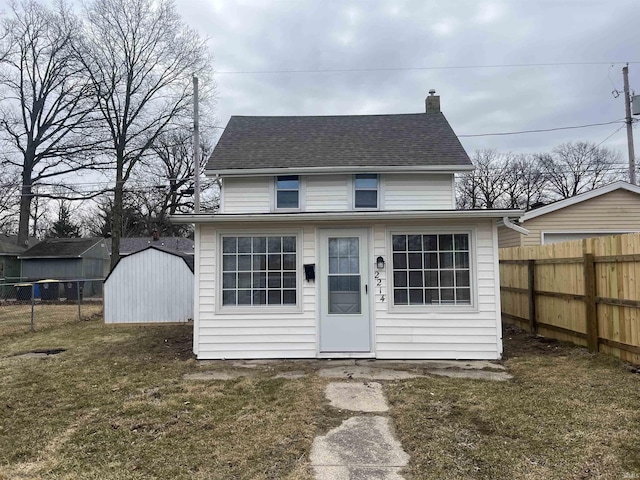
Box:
[172,93,522,360]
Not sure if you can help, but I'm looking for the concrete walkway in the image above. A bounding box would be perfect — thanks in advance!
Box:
[183,359,511,478]
[311,381,409,480]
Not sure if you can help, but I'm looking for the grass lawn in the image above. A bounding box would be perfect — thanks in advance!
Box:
[1,321,639,480]
[0,302,103,336]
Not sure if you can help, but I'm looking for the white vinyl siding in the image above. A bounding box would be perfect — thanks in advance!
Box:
[373,219,501,359]
[305,175,350,211]
[221,177,270,213]
[104,248,194,323]
[221,173,456,213]
[197,224,317,359]
[194,218,502,360]
[384,173,455,210]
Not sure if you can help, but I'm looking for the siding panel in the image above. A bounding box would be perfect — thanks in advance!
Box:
[222,177,270,213]
[522,189,640,246]
[384,174,454,209]
[104,248,194,323]
[306,175,349,211]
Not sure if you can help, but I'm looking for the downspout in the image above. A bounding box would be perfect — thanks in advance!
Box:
[501,217,529,235]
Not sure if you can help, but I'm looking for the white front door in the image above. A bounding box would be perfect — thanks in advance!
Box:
[319,229,370,353]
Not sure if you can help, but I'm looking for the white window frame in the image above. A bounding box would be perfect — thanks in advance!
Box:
[216,230,303,314]
[353,174,380,210]
[272,175,304,212]
[386,228,477,313]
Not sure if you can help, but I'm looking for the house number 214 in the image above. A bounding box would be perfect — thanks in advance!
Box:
[375,271,385,302]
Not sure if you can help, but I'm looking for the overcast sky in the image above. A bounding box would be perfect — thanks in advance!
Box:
[176,0,639,173]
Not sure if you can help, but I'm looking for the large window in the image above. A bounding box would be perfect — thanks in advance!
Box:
[276,176,299,209]
[354,174,378,209]
[222,235,297,306]
[392,233,471,306]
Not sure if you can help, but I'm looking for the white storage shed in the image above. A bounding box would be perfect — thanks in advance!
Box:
[104,246,194,324]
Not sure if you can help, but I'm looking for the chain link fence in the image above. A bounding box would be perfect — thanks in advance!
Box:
[0,278,104,336]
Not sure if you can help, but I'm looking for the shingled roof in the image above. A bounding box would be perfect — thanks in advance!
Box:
[20,238,104,259]
[105,237,195,256]
[206,112,472,172]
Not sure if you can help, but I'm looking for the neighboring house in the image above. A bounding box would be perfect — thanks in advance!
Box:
[19,238,110,296]
[0,235,39,281]
[498,181,640,248]
[104,246,194,324]
[171,92,521,360]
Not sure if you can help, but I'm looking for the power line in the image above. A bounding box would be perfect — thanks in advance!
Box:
[458,120,626,138]
[214,61,640,75]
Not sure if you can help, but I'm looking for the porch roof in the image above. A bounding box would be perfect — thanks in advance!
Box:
[170,209,523,224]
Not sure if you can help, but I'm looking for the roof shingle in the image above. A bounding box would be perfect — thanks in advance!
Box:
[207,113,471,172]
[20,238,104,258]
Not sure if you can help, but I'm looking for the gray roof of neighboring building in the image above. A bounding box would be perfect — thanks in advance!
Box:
[19,238,104,259]
[206,113,472,172]
[0,235,39,255]
[105,237,195,256]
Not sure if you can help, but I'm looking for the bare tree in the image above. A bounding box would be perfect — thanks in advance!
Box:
[0,169,20,234]
[136,127,218,235]
[502,154,548,210]
[539,141,623,199]
[456,149,510,209]
[0,0,99,247]
[76,0,212,268]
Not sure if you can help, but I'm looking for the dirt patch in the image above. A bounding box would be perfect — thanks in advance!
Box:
[501,323,581,360]
[10,348,67,359]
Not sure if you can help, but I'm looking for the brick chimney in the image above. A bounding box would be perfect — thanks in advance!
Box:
[425,89,440,113]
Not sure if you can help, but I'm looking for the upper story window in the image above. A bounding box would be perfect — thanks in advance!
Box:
[276,175,299,209]
[354,174,378,209]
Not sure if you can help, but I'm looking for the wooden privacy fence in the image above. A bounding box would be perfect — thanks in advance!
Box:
[500,233,640,365]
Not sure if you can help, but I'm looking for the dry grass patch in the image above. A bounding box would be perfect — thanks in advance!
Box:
[0,302,102,336]
[387,330,640,480]
[0,320,326,480]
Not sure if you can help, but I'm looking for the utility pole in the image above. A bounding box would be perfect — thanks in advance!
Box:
[623,64,636,185]
[193,75,201,212]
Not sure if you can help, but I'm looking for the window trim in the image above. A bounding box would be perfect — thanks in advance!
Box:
[386,228,478,313]
[216,229,304,314]
[353,174,380,210]
[272,175,304,212]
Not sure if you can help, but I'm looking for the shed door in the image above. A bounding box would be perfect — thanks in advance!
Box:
[319,229,370,352]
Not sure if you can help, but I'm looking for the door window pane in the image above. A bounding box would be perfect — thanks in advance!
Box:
[327,236,361,314]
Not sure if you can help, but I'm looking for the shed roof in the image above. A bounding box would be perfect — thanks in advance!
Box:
[19,238,104,259]
[207,113,472,173]
[520,181,640,222]
[104,245,194,282]
[105,237,194,256]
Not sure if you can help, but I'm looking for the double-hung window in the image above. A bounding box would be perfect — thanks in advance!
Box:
[222,235,297,306]
[354,174,378,209]
[276,176,299,209]
[391,233,471,306]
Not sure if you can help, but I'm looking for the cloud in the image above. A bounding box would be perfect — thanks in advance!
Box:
[176,0,640,158]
